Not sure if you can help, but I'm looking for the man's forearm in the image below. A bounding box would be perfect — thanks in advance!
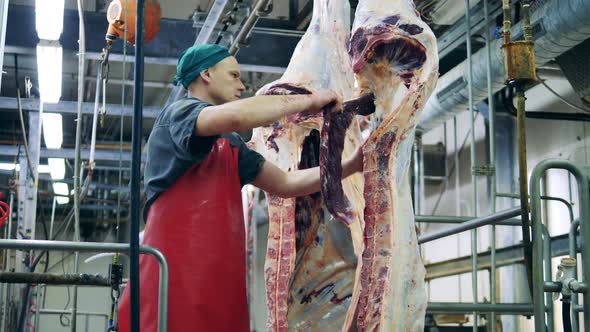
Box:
[283,167,321,198]
[212,95,314,131]
[283,155,359,198]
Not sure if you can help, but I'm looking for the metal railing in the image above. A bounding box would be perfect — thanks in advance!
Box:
[530,159,590,331]
[0,240,169,332]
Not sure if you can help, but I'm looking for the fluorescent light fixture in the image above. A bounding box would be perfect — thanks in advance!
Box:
[48,158,65,180]
[35,0,65,41]
[52,182,70,205]
[38,165,51,173]
[42,113,63,149]
[0,163,51,173]
[36,43,63,104]
[0,163,18,171]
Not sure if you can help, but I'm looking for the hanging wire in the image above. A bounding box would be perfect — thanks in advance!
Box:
[537,74,590,113]
[16,89,36,183]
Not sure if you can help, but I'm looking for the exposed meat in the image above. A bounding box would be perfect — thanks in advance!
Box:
[321,93,375,225]
[341,0,440,331]
[248,0,366,330]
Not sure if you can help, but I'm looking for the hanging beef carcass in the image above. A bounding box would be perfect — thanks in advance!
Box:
[248,0,368,330]
[332,0,439,330]
[250,0,438,330]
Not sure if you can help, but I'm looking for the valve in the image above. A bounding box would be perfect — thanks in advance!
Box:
[100,1,161,128]
[553,257,577,301]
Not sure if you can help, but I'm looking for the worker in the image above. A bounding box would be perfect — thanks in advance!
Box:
[117,44,363,332]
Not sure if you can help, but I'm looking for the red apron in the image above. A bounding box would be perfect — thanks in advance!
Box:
[117,138,250,332]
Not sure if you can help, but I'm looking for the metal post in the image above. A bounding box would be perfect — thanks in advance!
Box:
[0,240,169,332]
[130,1,146,331]
[464,1,478,329]
[569,220,580,332]
[483,0,498,329]
[530,160,590,331]
[0,0,9,94]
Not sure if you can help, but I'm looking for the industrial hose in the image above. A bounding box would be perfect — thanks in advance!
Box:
[562,298,572,332]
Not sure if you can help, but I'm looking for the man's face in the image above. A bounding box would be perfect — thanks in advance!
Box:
[207,56,246,104]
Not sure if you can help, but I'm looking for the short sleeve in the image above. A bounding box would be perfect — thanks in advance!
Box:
[168,100,217,157]
[223,133,266,186]
[238,142,266,185]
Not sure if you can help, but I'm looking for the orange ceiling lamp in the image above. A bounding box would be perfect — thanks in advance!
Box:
[105,0,161,45]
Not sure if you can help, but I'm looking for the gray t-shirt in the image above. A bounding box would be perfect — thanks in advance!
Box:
[143,97,265,219]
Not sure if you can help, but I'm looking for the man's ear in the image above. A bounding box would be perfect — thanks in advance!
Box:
[199,70,211,83]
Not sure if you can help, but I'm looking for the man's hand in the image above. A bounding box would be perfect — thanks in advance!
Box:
[308,89,343,114]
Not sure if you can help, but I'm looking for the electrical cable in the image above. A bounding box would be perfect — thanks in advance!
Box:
[16,89,36,183]
[562,299,572,332]
[59,251,71,327]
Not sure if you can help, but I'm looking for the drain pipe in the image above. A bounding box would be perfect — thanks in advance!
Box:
[71,0,86,330]
[418,0,590,131]
[501,0,537,299]
[229,0,273,55]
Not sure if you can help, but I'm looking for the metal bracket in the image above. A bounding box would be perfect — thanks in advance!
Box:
[472,164,495,176]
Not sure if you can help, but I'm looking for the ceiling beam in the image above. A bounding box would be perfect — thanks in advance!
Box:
[4,46,286,74]
[0,97,160,118]
[0,145,142,162]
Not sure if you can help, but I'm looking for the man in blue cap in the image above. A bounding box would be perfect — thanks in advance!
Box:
[117,44,363,332]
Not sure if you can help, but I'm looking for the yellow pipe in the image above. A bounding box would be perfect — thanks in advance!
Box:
[523,2,533,41]
[502,0,512,43]
[517,89,534,297]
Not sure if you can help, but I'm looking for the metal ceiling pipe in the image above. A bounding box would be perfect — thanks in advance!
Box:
[229,0,273,55]
[0,0,9,95]
[418,0,590,130]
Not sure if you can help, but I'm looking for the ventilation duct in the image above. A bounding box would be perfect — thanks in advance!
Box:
[418,0,590,130]
[556,38,590,107]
